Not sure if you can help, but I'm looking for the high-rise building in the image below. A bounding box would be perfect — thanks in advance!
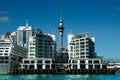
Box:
[68,33,96,59]
[21,29,56,69]
[68,33,103,69]
[27,30,56,59]
[17,22,34,47]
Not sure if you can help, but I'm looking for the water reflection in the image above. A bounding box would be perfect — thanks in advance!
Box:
[0,74,119,80]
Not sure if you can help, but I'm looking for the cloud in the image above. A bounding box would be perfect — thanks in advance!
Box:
[116,6,120,11]
[0,16,10,22]
[0,11,9,14]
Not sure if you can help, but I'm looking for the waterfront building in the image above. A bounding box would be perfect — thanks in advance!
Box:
[17,22,34,48]
[21,58,52,69]
[68,33,96,59]
[0,34,27,74]
[68,58,103,69]
[68,33,104,69]
[35,29,56,59]
[21,29,56,69]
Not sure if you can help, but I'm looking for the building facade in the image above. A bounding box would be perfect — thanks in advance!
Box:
[17,23,34,48]
[21,58,52,69]
[68,58,103,69]
[21,29,56,69]
[0,35,27,74]
[68,33,103,69]
[68,33,96,59]
[35,30,56,59]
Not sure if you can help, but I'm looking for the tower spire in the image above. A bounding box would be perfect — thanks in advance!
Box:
[26,19,28,27]
[60,6,62,20]
[58,7,64,49]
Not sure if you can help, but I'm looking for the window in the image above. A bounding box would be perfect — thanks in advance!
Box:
[89,65,93,69]
[94,60,99,63]
[95,65,100,69]
[30,47,35,49]
[73,65,77,69]
[5,57,8,59]
[30,50,35,52]
[0,50,3,52]
[0,57,4,60]
[37,60,42,63]
[0,48,5,49]
[88,60,92,63]
[45,65,50,69]
[5,61,8,63]
[80,39,84,41]
[80,52,85,55]
[5,50,8,52]
[4,53,8,55]
[72,60,77,63]
[80,60,85,63]
[71,47,73,49]
[30,54,34,56]
[24,61,29,63]
[45,60,50,63]
[29,65,34,69]
[31,60,35,63]
[80,65,85,69]
[80,56,85,58]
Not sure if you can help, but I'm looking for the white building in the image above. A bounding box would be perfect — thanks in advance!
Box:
[28,36,36,59]
[68,33,95,59]
[68,58,103,69]
[21,29,56,69]
[68,33,103,69]
[21,58,52,69]
[17,22,34,48]
[0,35,27,74]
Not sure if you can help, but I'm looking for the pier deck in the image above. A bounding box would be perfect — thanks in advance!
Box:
[9,69,115,75]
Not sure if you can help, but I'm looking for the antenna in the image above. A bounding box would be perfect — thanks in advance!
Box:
[26,19,28,27]
[60,6,62,20]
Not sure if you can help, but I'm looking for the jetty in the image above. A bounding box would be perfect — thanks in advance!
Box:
[9,69,115,75]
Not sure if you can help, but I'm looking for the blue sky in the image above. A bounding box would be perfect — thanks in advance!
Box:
[0,0,120,59]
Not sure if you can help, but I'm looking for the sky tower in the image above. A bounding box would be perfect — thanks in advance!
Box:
[58,14,64,49]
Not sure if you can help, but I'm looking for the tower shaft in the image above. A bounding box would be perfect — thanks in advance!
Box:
[60,32,63,49]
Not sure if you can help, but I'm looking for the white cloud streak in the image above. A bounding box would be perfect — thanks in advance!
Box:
[0,16,10,22]
[0,11,9,14]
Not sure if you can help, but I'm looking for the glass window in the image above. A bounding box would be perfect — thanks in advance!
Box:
[37,60,42,63]
[5,61,8,63]
[80,52,85,55]
[94,60,99,63]
[72,60,77,63]
[31,60,35,63]
[5,50,8,52]
[0,48,5,49]
[95,65,100,69]
[24,61,29,63]
[5,57,8,59]
[45,60,50,63]
[88,60,92,63]
[30,47,35,49]
[89,65,93,69]
[80,60,85,63]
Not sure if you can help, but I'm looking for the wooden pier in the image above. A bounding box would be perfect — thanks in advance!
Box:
[9,69,115,75]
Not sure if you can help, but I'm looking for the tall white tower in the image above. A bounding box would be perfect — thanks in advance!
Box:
[58,16,64,49]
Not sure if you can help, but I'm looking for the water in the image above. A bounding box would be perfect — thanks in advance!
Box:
[0,74,120,80]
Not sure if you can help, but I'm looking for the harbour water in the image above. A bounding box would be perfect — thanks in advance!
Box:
[0,74,120,80]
